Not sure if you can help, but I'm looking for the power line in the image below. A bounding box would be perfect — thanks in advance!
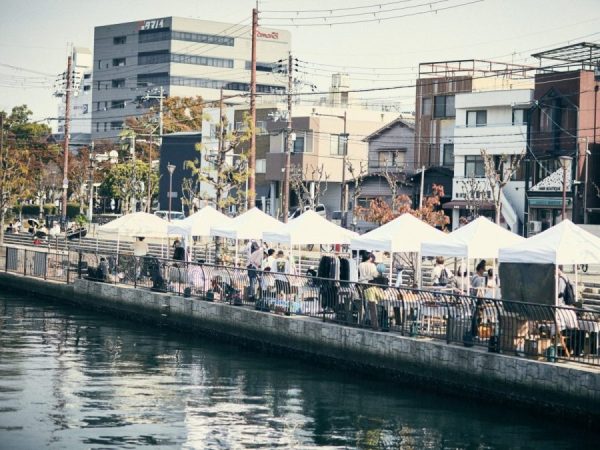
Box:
[260,0,484,27]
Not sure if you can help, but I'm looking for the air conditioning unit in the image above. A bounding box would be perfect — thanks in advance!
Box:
[528,221,542,234]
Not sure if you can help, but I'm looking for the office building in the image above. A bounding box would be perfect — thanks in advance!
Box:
[92,16,290,140]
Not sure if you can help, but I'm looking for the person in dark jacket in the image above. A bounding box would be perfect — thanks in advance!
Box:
[172,240,186,261]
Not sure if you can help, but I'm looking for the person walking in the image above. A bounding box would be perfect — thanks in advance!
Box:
[432,256,452,287]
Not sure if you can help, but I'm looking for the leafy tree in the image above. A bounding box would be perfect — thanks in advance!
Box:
[357,184,449,229]
[125,95,206,135]
[1,105,57,242]
[99,160,159,214]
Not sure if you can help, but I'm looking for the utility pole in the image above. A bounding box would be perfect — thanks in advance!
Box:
[130,133,136,213]
[248,7,258,209]
[147,132,153,212]
[61,54,73,228]
[418,165,426,209]
[87,141,95,223]
[282,52,293,223]
[158,85,164,144]
[340,111,348,219]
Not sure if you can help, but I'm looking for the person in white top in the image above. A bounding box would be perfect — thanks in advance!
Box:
[133,237,149,257]
[358,253,378,283]
[431,256,453,287]
[262,248,276,270]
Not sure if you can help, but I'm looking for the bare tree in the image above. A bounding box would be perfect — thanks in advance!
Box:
[184,113,251,214]
[378,150,406,213]
[481,149,525,225]
[458,177,488,221]
[346,160,367,212]
[289,163,330,215]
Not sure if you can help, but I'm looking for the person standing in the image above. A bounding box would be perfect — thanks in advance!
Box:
[133,236,148,257]
[431,256,452,287]
[358,253,378,283]
[247,242,263,299]
[172,240,186,261]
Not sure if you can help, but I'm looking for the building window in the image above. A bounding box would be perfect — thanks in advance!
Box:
[110,121,123,130]
[111,78,125,88]
[137,72,169,87]
[170,30,234,46]
[433,95,455,118]
[467,110,487,127]
[256,121,267,135]
[97,60,102,69]
[256,159,266,174]
[169,76,284,94]
[83,85,91,92]
[111,100,126,109]
[422,97,432,116]
[465,155,485,177]
[512,108,528,125]
[170,53,233,68]
[138,28,171,43]
[442,143,454,167]
[113,36,127,45]
[95,122,100,133]
[245,61,277,72]
[104,122,108,132]
[138,50,170,65]
[112,58,126,67]
[285,133,306,153]
[377,150,405,168]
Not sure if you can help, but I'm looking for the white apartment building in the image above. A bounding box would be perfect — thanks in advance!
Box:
[56,47,93,147]
[450,89,533,232]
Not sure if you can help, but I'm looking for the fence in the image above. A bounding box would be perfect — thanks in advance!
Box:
[2,244,600,367]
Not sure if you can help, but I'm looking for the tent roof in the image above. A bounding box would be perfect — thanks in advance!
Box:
[97,212,169,238]
[350,213,445,253]
[210,207,283,240]
[498,219,600,264]
[421,216,524,259]
[167,205,231,237]
[263,210,358,245]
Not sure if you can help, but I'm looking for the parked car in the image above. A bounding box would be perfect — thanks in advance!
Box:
[289,204,326,220]
[153,211,185,221]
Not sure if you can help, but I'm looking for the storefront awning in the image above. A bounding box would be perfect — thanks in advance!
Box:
[528,197,572,208]
[442,200,494,210]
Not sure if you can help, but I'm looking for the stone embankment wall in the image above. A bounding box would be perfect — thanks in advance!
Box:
[2,272,600,424]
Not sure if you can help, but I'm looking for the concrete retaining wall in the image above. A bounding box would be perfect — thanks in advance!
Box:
[2,272,600,424]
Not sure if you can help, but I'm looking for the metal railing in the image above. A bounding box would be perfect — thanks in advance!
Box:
[2,244,600,367]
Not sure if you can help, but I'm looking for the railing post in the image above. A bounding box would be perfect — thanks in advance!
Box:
[5,246,8,273]
[78,250,82,279]
[134,256,138,289]
[23,249,27,276]
[66,250,70,284]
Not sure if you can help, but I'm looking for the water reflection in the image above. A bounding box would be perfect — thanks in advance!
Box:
[0,291,596,449]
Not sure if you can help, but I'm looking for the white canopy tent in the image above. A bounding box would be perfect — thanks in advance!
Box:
[211,207,283,241]
[350,213,445,253]
[350,213,446,285]
[263,210,358,246]
[498,219,600,265]
[499,220,600,305]
[167,205,232,238]
[210,207,284,263]
[421,216,524,294]
[421,216,524,260]
[97,212,170,256]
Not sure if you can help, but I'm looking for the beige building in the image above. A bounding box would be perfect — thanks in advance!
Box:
[265,105,399,217]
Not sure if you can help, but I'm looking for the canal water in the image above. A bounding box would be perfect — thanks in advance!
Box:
[0,291,596,449]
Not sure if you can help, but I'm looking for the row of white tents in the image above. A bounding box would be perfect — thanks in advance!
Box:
[96,206,600,266]
[96,206,600,303]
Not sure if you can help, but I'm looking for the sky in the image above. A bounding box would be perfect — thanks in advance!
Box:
[0,0,599,126]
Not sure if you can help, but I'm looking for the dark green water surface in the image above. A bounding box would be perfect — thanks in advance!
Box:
[0,291,596,449]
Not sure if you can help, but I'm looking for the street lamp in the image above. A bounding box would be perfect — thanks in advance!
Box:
[559,155,572,221]
[167,162,176,222]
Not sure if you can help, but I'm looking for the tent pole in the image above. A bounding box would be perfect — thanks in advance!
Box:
[574,263,579,303]
[235,239,238,267]
[389,252,393,286]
